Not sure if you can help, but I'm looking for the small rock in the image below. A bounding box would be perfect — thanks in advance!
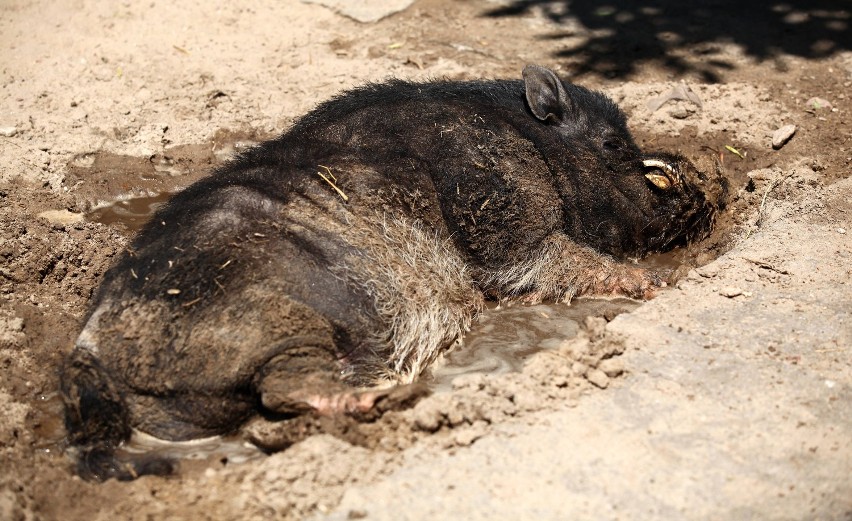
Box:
[805,97,832,111]
[583,316,607,339]
[452,423,486,447]
[695,264,720,278]
[598,358,624,378]
[838,228,846,235]
[412,401,443,432]
[558,337,591,358]
[719,287,743,298]
[0,127,17,137]
[667,107,694,119]
[586,369,610,389]
[771,124,797,150]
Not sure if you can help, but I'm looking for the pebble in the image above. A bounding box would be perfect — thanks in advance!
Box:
[719,287,743,298]
[0,127,17,137]
[586,369,610,389]
[668,107,694,119]
[412,401,443,432]
[805,97,832,111]
[696,264,720,278]
[771,124,797,150]
[838,228,846,235]
[452,424,485,447]
[598,358,624,378]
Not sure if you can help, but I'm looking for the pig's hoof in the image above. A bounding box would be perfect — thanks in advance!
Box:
[519,291,544,305]
[370,383,431,416]
[245,384,431,452]
[275,382,430,421]
[588,267,668,299]
[303,383,430,420]
[626,268,668,299]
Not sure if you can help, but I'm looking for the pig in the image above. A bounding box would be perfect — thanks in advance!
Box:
[60,65,726,481]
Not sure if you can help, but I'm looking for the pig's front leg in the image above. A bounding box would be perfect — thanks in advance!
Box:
[490,233,667,302]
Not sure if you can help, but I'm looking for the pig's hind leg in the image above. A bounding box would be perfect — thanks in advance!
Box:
[247,343,428,451]
[254,344,427,421]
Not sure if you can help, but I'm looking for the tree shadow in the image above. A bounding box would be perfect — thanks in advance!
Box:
[483,0,851,81]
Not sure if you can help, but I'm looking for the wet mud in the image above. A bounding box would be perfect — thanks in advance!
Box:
[428,298,638,391]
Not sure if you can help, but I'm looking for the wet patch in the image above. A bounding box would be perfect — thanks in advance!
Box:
[87,192,172,234]
[630,128,763,271]
[65,129,266,211]
[428,298,638,391]
[119,431,264,472]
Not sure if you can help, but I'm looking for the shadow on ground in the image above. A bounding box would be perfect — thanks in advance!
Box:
[483,0,851,81]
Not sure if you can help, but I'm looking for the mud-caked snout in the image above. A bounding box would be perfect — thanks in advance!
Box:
[642,153,728,210]
[642,158,681,191]
[637,153,728,251]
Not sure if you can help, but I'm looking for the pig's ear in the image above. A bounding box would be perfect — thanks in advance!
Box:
[523,65,571,123]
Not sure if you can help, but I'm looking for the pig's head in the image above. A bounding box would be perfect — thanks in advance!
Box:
[522,65,727,258]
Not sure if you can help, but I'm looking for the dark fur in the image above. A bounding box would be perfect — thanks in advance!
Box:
[61,66,725,480]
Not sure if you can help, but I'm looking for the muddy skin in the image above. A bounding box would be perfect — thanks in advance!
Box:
[60,65,725,481]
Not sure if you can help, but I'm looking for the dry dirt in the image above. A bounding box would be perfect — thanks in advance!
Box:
[1,0,851,520]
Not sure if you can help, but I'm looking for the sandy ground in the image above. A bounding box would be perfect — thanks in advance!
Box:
[1,0,851,519]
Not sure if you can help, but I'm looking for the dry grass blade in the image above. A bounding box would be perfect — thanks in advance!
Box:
[316,165,349,202]
[725,145,744,159]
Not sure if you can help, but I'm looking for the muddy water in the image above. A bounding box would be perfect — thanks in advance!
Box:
[428,299,638,391]
[87,192,172,233]
[118,431,264,469]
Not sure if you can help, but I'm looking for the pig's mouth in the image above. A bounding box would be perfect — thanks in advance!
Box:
[642,159,680,191]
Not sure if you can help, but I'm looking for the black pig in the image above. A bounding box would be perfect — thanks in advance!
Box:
[61,65,725,480]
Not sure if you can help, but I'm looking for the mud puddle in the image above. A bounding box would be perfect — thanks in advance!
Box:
[428,298,639,391]
[30,388,263,471]
[118,431,264,470]
[87,192,173,233]
[66,129,264,212]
